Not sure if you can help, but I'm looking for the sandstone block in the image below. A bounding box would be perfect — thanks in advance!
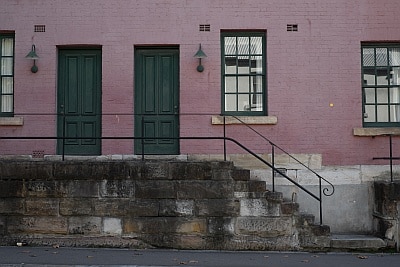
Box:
[68,216,101,235]
[25,180,67,198]
[240,198,281,217]
[236,217,292,237]
[60,199,93,216]
[169,162,212,180]
[159,200,194,216]
[7,216,67,234]
[100,179,135,198]
[103,217,122,235]
[94,199,130,216]
[135,180,176,199]
[0,198,24,215]
[129,199,160,217]
[176,181,234,199]
[0,181,24,197]
[25,199,59,216]
[196,199,240,217]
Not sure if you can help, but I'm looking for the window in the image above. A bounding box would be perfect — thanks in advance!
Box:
[0,33,14,117]
[362,44,400,127]
[221,32,266,115]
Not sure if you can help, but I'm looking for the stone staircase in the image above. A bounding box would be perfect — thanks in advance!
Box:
[0,159,385,251]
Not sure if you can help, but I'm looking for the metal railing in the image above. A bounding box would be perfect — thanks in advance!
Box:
[0,112,334,224]
[373,134,400,183]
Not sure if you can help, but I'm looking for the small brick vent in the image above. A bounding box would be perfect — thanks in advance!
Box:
[199,24,210,32]
[32,150,45,158]
[34,25,46,32]
[287,24,298,32]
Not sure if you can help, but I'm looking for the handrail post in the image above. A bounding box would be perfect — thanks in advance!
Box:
[319,177,323,225]
[141,115,145,161]
[62,113,66,161]
[223,116,226,161]
[272,144,275,192]
[390,134,393,183]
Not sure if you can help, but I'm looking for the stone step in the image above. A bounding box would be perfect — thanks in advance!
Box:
[330,234,387,251]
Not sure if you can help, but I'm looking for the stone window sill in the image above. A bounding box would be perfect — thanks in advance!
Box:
[0,117,24,126]
[353,127,400,136]
[211,115,277,125]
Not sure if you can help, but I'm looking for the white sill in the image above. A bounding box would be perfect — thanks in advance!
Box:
[353,127,400,136]
[211,115,277,125]
[0,117,24,126]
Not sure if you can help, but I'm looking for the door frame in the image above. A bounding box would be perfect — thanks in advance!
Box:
[56,46,102,155]
[134,46,180,155]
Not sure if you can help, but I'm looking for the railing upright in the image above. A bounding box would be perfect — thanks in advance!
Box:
[223,116,227,161]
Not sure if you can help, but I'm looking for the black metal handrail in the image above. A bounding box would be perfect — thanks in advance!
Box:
[0,112,334,224]
[224,115,335,225]
[373,134,400,183]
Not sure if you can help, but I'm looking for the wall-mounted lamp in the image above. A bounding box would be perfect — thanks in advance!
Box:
[25,45,39,73]
[193,44,207,72]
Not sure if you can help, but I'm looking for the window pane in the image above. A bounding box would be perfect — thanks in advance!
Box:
[376,48,388,66]
[238,56,250,74]
[1,95,13,112]
[390,87,400,103]
[251,56,263,74]
[225,57,237,74]
[225,94,237,111]
[363,68,375,85]
[389,48,400,66]
[1,38,13,56]
[225,77,236,93]
[376,68,388,85]
[237,37,249,55]
[224,37,236,55]
[364,105,376,122]
[364,88,375,103]
[238,76,250,92]
[377,88,388,103]
[1,77,13,94]
[238,94,250,111]
[363,48,375,66]
[252,76,263,93]
[1,58,13,75]
[390,67,400,86]
[250,37,262,54]
[377,105,389,122]
[390,105,400,122]
[251,94,263,110]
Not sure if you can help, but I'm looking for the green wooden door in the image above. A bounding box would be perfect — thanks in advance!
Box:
[57,49,102,155]
[134,48,179,155]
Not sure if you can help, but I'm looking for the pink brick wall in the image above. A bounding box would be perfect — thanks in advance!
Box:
[1,0,399,165]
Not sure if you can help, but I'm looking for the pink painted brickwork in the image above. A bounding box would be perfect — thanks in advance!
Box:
[1,0,400,165]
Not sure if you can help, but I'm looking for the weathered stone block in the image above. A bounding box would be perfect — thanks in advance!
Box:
[159,200,194,216]
[7,216,67,234]
[67,180,99,198]
[0,198,24,215]
[129,199,160,217]
[103,217,122,235]
[0,216,5,236]
[234,180,266,192]
[0,181,24,197]
[68,217,101,235]
[100,179,135,198]
[240,199,280,217]
[176,219,207,234]
[60,199,93,216]
[281,202,299,215]
[0,161,52,180]
[231,168,250,181]
[196,199,240,217]
[139,162,170,180]
[94,199,130,216]
[236,217,292,237]
[25,180,67,198]
[135,180,176,199]
[169,162,212,180]
[207,217,235,235]
[53,162,129,180]
[176,181,234,199]
[25,199,59,216]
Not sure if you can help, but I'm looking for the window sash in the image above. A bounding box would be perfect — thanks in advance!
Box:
[222,32,266,115]
[362,44,400,127]
[0,34,14,116]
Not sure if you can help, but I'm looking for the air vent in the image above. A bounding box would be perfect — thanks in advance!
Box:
[287,24,298,32]
[199,24,210,32]
[32,150,45,158]
[34,25,46,32]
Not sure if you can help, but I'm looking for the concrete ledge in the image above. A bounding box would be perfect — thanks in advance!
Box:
[330,234,386,250]
[353,127,400,136]
[211,115,277,125]
[0,117,23,126]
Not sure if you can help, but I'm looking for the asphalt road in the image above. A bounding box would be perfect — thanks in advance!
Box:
[0,246,399,267]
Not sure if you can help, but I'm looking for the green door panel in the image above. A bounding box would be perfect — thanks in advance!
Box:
[57,49,102,155]
[135,48,179,155]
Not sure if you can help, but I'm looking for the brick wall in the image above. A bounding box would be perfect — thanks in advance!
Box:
[0,1,399,165]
